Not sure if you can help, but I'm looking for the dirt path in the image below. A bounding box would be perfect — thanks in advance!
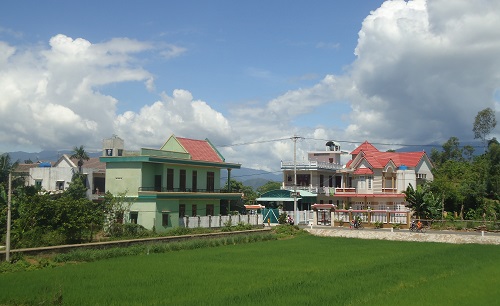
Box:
[306,228,500,245]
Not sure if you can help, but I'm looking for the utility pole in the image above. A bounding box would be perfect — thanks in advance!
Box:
[6,171,12,262]
[292,135,301,225]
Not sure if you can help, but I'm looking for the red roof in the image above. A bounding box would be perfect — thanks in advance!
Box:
[354,167,374,175]
[349,141,426,169]
[177,137,223,163]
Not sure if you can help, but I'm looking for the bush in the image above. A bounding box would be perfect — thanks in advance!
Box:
[374,221,383,229]
[278,213,288,225]
[273,224,307,238]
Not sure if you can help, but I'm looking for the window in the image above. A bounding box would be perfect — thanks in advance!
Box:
[35,180,42,189]
[192,171,197,192]
[179,204,185,217]
[417,173,427,179]
[192,204,197,216]
[180,169,186,191]
[207,172,215,192]
[368,176,373,189]
[130,212,138,224]
[206,204,214,216]
[166,169,174,191]
[320,175,324,187]
[56,181,64,190]
[162,213,169,226]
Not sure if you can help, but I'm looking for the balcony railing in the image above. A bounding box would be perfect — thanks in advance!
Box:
[138,187,235,193]
[281,160,343,170]
[281,185,401,195]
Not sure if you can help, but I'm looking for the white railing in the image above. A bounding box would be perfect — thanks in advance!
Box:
[281,160,343,170]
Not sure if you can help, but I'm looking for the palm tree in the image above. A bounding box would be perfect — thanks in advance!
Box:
[0,154,18,185]
[71,145,90,174]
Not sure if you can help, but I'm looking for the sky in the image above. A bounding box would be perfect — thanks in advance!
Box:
[1,0,500,173]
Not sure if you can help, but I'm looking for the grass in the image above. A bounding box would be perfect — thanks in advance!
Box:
[0,234,499,305]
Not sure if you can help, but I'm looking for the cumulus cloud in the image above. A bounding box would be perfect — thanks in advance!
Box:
[343,0,500,145]
[0,34,156,151]
[114,89,233,150]
[222,0,500,170]
[3,0,500,173]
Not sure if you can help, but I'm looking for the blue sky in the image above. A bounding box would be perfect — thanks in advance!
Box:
[1,0,500,171]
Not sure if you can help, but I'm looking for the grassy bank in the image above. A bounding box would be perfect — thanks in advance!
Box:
[0,234,499,305]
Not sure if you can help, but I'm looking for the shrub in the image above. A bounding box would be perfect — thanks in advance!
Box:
[374,221,383,229]
[278,213,288,224]
[273,224,307,238]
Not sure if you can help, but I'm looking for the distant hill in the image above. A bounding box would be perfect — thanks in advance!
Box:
[4,150,101,163]
[220,167,282,190]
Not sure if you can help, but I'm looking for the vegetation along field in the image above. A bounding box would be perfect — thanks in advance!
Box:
[0,233,499,305]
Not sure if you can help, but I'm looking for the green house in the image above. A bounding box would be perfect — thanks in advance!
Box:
[100,135,241,232]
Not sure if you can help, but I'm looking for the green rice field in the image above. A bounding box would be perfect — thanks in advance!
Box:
[1,235,499,305]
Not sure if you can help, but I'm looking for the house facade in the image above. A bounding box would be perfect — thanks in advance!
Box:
[279,141,345,210]
[27,154,105,200]
[335,141,433,211]
[100,135,242,232]
[277,141,433,225]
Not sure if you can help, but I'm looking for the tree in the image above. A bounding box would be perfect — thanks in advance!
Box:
[403,183,441,220]
[256,181,281,195]
[102,191,134,236]
[430,137,474,166]
[71,145,90,174]
[473,107,497,151]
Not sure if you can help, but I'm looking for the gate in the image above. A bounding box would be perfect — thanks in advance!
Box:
[317,210,331,226]
[262,208,280,224]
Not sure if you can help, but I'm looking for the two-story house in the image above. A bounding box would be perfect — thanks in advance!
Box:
[335,141,433,211]
[280,141,345,210]
[100,134,242,232]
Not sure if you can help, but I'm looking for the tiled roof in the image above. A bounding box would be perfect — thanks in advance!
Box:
[354,167,374,175]
[69,156,106,172]
[349,141,426,169]
[177,137,223,163]
[13,163,38,174]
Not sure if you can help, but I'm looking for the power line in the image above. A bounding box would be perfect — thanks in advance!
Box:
[215,137,291,147]
[214,136,486,150]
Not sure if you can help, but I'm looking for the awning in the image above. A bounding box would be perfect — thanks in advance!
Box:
[244,204,265,210]
[256,197,300,202]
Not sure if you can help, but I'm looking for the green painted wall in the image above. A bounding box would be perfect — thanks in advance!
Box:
[105,162,142,196]
[130,198,221,232]
[141,162,222,190]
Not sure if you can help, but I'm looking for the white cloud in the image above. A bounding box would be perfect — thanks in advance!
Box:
[3,0,500,173]
[343,0,500,145]
[0,34,154,151]
[114,89,233,150]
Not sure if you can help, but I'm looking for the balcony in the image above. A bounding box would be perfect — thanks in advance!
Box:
[138,187,234,193]
[281,160,343,171]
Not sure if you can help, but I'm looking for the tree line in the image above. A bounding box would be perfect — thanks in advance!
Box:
[405,107,500,222]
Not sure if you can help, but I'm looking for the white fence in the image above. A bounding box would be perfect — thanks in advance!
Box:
[179,214,263,228]
[283,210,315,224]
